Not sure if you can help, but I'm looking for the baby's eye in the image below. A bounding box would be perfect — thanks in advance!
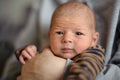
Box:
[56,31,63,35]
[75,32,83,35]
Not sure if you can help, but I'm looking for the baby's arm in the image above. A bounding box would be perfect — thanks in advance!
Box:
[16,45,37,64]
[65,45,105,80]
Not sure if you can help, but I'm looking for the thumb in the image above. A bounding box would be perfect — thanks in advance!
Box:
[40,47,54,56]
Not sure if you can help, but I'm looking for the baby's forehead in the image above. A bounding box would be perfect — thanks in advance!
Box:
[51,18,94,32]
[51,2,96,30]
[53,2,93,17]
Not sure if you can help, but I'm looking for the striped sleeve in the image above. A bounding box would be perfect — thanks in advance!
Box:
[65,45,105,80]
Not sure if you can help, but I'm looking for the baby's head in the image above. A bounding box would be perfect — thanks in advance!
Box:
[49,2,99,59]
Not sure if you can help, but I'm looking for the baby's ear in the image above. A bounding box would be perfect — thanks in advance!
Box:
[92,32,99,46]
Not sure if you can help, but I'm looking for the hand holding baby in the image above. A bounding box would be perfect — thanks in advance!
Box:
[17,48,66,80]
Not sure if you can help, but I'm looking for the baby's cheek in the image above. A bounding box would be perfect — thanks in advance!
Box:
[75,47,86,55]
[75,48,83,54]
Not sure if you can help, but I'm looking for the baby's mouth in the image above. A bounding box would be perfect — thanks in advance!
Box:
[61,48,74,53]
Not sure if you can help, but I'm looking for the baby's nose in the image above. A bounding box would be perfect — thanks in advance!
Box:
[62,33,73,43]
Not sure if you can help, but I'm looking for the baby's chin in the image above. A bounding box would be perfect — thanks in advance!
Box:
[62,54,75,59]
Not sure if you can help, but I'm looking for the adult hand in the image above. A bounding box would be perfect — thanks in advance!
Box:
[17,47,66,80]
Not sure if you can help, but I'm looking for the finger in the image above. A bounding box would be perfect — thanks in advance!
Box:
[16,48,24,56]
[25,46,36,57]
[22,50,32,59]
[42,47,50,52]
[30,45,37,55]
[19,55,26,64]
[42,47,53,55]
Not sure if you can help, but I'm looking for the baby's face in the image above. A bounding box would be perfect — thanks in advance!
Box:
[49,12,98,59]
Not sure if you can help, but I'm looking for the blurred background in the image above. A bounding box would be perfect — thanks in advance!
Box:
[0,0,119,80]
